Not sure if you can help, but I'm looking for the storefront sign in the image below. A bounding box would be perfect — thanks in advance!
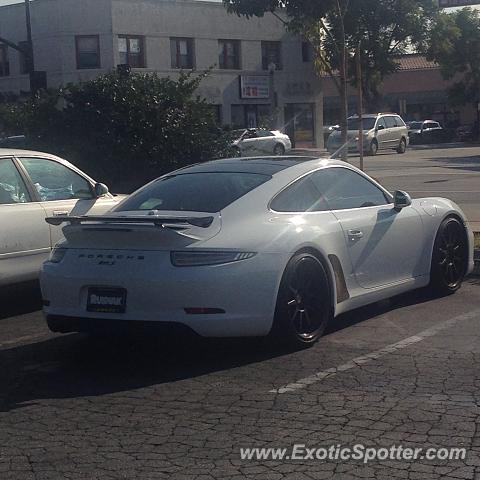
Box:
[240,75,270,99]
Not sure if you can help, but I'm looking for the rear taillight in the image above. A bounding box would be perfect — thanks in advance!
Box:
[171,251,256,267]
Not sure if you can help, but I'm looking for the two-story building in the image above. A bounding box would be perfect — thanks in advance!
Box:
[0,0,324,147]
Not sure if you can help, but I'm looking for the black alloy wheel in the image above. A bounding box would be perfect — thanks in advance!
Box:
[430,217,468,295]
[271,253,332,348]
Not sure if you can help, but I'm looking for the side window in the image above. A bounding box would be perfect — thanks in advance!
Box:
[385,116,397,128]
[395,116,406,127]
[19,158,93,201]
[256,130,274,138]
[0,159,31,204]
[376,117,387,129]
[270,174,329,212]
[310,168,389,210]
[244,130,257,139]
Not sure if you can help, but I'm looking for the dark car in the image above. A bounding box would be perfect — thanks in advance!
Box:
[407,121,448,144]
[0,135,27,148]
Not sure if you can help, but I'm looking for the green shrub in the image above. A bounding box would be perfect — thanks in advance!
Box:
[0,71,233,192]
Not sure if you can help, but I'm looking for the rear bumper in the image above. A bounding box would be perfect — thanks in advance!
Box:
[46,315,199,336]
[41,250,287,337]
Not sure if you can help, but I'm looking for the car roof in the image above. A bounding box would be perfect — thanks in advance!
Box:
[0,148,59,158]
[173,156,317,175]
[349,113,400,119]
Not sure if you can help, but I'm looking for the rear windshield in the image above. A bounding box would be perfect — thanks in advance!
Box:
[117,172,271,213]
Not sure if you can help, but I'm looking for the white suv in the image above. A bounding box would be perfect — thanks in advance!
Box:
[327,113,409,156]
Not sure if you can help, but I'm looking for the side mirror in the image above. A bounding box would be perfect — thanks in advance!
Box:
[376,124,385,131]
[393,190,412,211]
[94,183,109,197]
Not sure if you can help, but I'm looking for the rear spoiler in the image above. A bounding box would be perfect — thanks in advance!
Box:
[45,215,215,228]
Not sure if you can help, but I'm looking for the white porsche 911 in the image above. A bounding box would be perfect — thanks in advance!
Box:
[40,157,474,347]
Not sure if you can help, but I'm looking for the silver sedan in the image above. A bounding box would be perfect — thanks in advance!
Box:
[232,128,292,156]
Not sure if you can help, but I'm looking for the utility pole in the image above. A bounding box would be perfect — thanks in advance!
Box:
[268,61,277,129]
[356,41,364,171]
[24,0,36,95]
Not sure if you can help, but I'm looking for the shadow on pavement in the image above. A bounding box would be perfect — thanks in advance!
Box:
[0,286,441,413]
[0,281,42,320]
[410,142,476,150]
[425,153,480,173]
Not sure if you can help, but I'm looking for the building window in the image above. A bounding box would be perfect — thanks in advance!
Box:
[262,41,282,70]
[18,41,29,75]
[0,45,10,77]
[170,38,194,69]
[118,35,145,68]
[231,104,270,128]
[218,40,240,69]
[302,42,313,62]
[75,35,100,69]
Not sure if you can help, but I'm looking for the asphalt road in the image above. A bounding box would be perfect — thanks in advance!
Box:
[1,276,480,479]
[1,144,480,479]
[345,144,480,232]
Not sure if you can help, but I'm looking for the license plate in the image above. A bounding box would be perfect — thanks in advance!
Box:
[87,287,127,314]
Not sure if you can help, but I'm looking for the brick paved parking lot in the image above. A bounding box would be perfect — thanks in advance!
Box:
[1,145,480,480]
[1,276,480,479]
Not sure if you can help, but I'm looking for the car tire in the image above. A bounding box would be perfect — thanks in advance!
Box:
[270,253,332,349]
[397,138,407,154]
[367,140,378,156]
[273,144,285,155]
[429,217,468,296]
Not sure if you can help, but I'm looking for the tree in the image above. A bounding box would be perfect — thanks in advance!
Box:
[427,7,480,132]
[224,0,438,156]
[0,71,232,191]
[332,0,439,112]
[225,0,351,156]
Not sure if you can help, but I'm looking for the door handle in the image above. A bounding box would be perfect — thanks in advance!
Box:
[53,210,70,217]
[347,229,364,239]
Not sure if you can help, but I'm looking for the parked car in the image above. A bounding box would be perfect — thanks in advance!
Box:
[0,135,27,148]
[323,125,338,146]
[0,149,123,286]
[327,113,409,156]
[41,156,474,348]
[232,128,292,156]
[407,120,447,144]
[456,124,475,142]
